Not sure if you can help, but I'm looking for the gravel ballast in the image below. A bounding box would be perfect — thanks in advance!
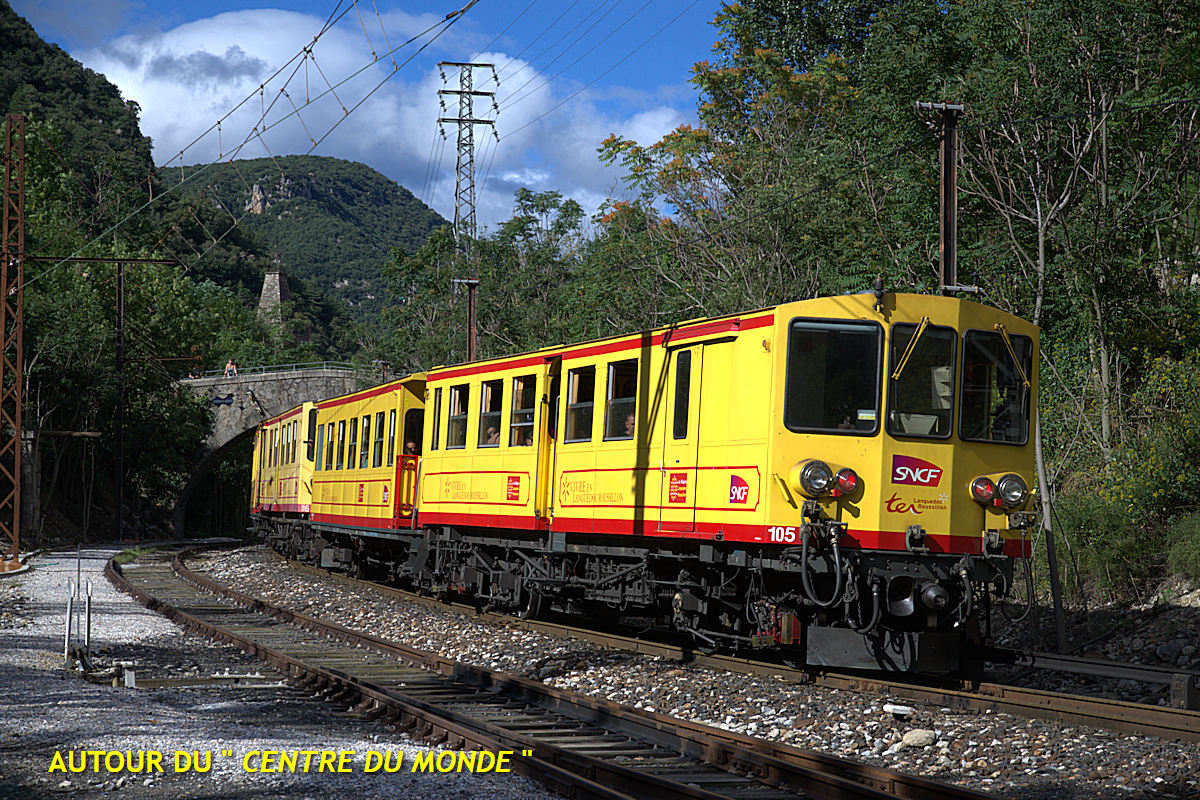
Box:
[0,545,558,800]
[197,545,1200,800]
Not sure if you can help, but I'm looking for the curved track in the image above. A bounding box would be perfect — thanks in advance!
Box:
[106,548,996,800]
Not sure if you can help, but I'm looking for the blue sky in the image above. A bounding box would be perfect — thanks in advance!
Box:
[12,1,723,228]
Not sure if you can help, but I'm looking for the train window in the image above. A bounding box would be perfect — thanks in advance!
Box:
[447,385,469,448]
[325,422,336,470]
[269,429,275,467]
[960,330,1032,445]
[359,415,371,469]
[478,380,502,447]
[887,322,955,439]
[431,388,442,450]
[315,423,325,471]
[386,410,396,466]
[404,409,423,455]
[291,421,298,463]
[373,412,386,468]
[565,366,595,443]
[604,359,637,440]
[510,375,535,446]
[306,409,318,462]
[784,319,881,434]
[673,350,692,440]
[333,419,343,470]
[348,419,359,467]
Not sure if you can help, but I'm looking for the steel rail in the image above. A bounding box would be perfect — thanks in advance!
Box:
[105,556,658,800]
[106,550,990,800]
[170,551,981,800]
[268,551,1200,743]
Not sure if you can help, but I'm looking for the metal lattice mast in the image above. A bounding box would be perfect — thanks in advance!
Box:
[0,115,24,571]
[437,61,496,248]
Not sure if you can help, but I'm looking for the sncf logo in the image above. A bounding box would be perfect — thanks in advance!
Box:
[891,455,943,487]
[729,475,750,504]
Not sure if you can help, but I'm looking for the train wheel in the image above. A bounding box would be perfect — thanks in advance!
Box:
[518,587,546,620]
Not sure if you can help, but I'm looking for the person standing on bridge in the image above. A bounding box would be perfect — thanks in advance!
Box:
[224,359,238,378]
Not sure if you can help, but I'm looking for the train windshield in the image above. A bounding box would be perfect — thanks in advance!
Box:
[960,330,1032,444]
[887,322,955,438]
[784,319,880,434]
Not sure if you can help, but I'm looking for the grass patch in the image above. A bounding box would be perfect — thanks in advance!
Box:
[113,546,167,566]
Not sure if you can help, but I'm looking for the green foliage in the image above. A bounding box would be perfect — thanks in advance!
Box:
[1105,354,1200,518]
[0,5,155,248]
[1053,494,1162,602]
[1167,514,1200,584]
[161,155,446,318]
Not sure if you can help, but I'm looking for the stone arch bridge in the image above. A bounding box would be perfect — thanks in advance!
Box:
[175,362,386,535]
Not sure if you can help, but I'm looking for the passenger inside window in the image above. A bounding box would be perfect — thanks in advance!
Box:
[447,385,469,448]
[565,367,595,442]
[510,375,536,446]
[479,380,502,447]
[605,359,637,440]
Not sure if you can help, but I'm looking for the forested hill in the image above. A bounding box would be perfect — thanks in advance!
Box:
[0,1,155,234]
[163,156,447,314]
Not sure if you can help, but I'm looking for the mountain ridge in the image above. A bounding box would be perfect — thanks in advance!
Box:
[163,154,447,316]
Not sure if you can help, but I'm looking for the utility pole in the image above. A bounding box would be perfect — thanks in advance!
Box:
[115,261,124,542]
[915,102,966,294]
[26,255,174,544]
[439,61,495,364]
[0,115,24,573]
[437,61,497,250]
[451,277,480,361]
[917,100,1067,653]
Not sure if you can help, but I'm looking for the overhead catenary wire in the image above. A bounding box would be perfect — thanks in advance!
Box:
[472,0,700,207]
[495,0,639,109]
[499,0,702,142]
[26,1,478,289]
[474,0,587,91]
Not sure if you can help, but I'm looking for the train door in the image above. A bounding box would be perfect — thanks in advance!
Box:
[396,406,422,521]
[535,357,561,524]
[659,346,702,533]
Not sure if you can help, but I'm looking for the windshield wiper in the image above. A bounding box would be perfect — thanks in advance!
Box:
[890,316,930,382]
[994,323,1031,388]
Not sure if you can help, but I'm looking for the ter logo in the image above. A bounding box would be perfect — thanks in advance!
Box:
[729,475,750,504]
[891,455,943,487]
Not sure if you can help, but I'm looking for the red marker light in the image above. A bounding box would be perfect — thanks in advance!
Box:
[971,477,995,504]
[836,468,859,495]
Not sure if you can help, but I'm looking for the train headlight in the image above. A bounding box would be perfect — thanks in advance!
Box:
[832,467,859,497]
[970,477,996,505]
[996,474,1028,509]
[793,459,833,497]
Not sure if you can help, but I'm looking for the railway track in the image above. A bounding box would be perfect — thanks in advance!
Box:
[106,548,995,800]
[266,550,1200,744]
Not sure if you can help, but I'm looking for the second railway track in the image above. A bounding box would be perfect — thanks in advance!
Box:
[107,547,995,800]
[265,547,1200,745]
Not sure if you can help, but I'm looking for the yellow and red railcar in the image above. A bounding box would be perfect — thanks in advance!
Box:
[252,290,1037,672]
[251,402,316,516]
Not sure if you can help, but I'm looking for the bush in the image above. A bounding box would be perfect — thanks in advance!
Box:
[1052,493,1165,602]
[1167,513,1200,584]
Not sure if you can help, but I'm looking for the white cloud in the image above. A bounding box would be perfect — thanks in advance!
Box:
[77,9,693,229]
